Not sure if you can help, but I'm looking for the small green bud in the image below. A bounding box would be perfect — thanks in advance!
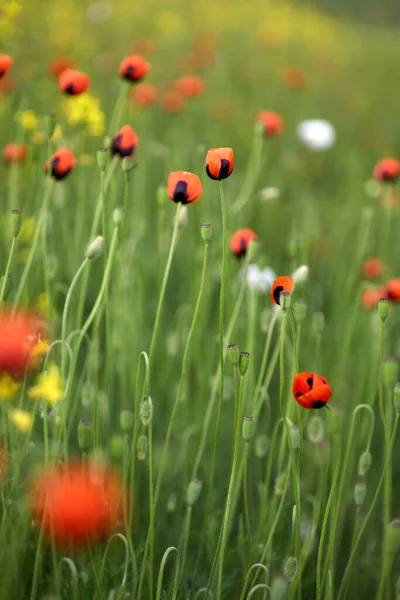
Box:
[378,298,389,322]
[157,185,166,208]
[312,312,325,336]
[45,112,56,138]
[282,556,298,582]
[394,383,400,412]
[294,299,307,323]
[254,433,269,458]
[384,357,398,388]
[113,206,125,227]
[290,424,300,450]
[227,344,240,366]
[286,237,300,259]
[120,408,134,432]
[85,236,104,260]
[186,478,203,506]
[0,273,12,302]
[109,434,125,461]
[11,209,22,238]
[137,434,148,460]
[242,416,255,442]
[167,492,177,513]
[139,396,153,426]
[386,520,400,558]
[201,223,212,242]
[280,290,291,311]
[121,156,135,172]
[97,147,108,170]
[239,351,250,377]
[270,575,289,600]
[307,416,324,443]
[77,418,93,451]
[358,450,372,476]
[354,482,367,506]
[274,472,287,496]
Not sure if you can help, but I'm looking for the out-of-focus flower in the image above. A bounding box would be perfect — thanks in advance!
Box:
[256,111,284,137]
[281,67,307,89]
[16,110,38,131]
[130,83,156,107]
[45,148,76,180]
[9,409,32,432]
[62,93,105,137]
[3,143,27,165]
[361,287,385,310]
[296,119,336,151]
[0,309,46,376]
[28,460,125,547]
[0,54,12,78]
[161,89,185,114]
[48,57,74,79]
[176,75,205,98]
[363,258,384,279]
[386,279,400,302]
[59,69,90,96]
[86,1,113,23]
[119,55,150,83]
[239,264,276,293]
[373,158,400,183]
[28,363,63,407]
[230,228,258,260]
[259,187,280,202]
[111,125,138,158]
[0,373,21,399]
[292,265,309,286]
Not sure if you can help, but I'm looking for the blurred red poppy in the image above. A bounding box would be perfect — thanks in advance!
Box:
[45,148,77,180]
[119,55,150,83]
[3,144,28,165]
[176,75,205,98]
[256,111,284,136]
[161,89,185,114]
[59,69,90,95]
[363,258,384,279]
[111,125,138,158]
[130,83,156,107]
[373,158,400,183]
[230,229,257,259]
[0,54,12,79]
[0,308,46,376]
[281,67,307,89]
[48,57,74,79]
[386,279,400,301]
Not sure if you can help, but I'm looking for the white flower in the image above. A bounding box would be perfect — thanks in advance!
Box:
[296,119,336,151]
[259,187,280,202]
[292,265,309,286]
[240,264,277,293]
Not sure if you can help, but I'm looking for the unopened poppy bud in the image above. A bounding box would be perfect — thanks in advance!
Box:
[186,478,203,505]
[139,396,153,426]
[394,383,400,412]
[274,472,287,496]
[137,434,148,460]
[0,273,12,301]
[280,290,291,311]
[384,358,398,388]
[386,520,400,558]
[271,576,289,600]
[167,492,177,512]
[242,416,255,442]
[294,299,307,323]
[290,424,300,450]
[312,312,325,336]
[307,416,324,443]
[255,433,269,458]
[45,112,56,138]
[239,351,250,376]
[227,344,240,366]
[287,237,300,259]
[157,185,166,208]
[113,206,125,227]
[11,209,22,238]
[122,156,135,173]
[354,482,367,506]
[97,147,108,170]
[201,223,212,242]
[110,434,125,461]
[358,450,372,476]
[282,556,298,582]
[120,408,134,432]
[379,298,389,322]
[85,236,104,260]
[77,418,93,451]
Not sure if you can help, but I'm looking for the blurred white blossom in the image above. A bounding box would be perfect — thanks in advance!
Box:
[240,264,277,292]
[297,119,336,151]
[292,265,309,286]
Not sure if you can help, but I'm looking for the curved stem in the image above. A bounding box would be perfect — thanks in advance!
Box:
[0,236,16,305]
[155,546,180,600]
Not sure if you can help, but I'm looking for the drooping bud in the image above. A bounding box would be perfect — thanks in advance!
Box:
[186,478,203,506]
[201,223,212,242]
[137,434,148,460]
[354,482,367,506]
[239,351,250,377]
[358,450,372,476]
[255,433,269,458]
[97,147,108,170]
[77,418,93,451]
[282,556,298,582]
[113,206,125,227]
[290,424,300,450]
[378,298,389,322]
[120,408,134,432]
[11,209,22,238]
[280,290,291,311]
[227,344,240,366]
[139,396,153,426]
[274,472,287,496]
[307,416,324,443]
[242,416,255,442]
[85,236,104,260]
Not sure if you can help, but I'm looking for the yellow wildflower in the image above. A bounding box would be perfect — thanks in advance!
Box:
[35,292,57,321]
[28,364,64,407]
[52,124,63,141]
[0,373,20,400]
[9,409,32,432]
[28,339,50,371]
[16,110,38,131]
[62,93,105,137]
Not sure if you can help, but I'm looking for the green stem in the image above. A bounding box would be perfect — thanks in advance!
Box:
[243,441,252,555]
[148,422,154,600]
[179,505,193,585]
[0,236,16,304]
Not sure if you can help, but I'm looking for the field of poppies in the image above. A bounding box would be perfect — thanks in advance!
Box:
[1,1,400,599]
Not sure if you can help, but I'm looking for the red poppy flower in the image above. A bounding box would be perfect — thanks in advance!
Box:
[119,55,150,83]
[205,148,234,181]
[59,69,90,95]
[361,288,382,309]
[386,279,400,301]
[229,228,258,259]
[48,57,74,79]
[363,258,384,279]
[111,125,138,158]
[167,171,203,205]
[161,89,185,114]
[0,309,45,376]
[29,460,125,548]
[0,75,14,94]
[270,276,294,305]
[3,144,28,165]
[281,67,307,89]
[373,158,400,183]
[45,148,76,180]
[256,111,284,136]
[0,54,12,79]
[130,83,156,107]
[292,372,332,409]
[176,75,205,98]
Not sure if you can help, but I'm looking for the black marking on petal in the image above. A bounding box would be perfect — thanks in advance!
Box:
[65,83,75,95]
[306,376,314,389]
[311,400,326,409]
[173,180,189,204]
[125,65,136,81]
[295,391,302,398]
[273,285,283,305]
[218,158,230,179]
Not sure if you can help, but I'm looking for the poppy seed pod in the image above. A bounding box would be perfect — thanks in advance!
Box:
[205,147,234,181]
[59,69,90,95]
[46,148,76,180]
[378,298,389,321]
[270,276,294,305]
[242,416,255,442]
[239,352,250,377]
[201,223,212,242]
[119,55,150,83]
[0,54,12,78]
[280,290,291,311]
[227,343,240,366]
[96,148,108,170]
[229,228,258,260]
[11,209,23,238]
[373,158,400,183]
[111,125,138,159]
[256,110,285,136]
[167,171,203,205]
[354,482,367,506]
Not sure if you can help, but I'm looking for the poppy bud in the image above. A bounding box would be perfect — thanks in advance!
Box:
[239,351,250,377]
[230,228,258,260]
[386,520,400,558]
[312,312,325,336]
[137,434,148,460]
[111,125,138,159]
[378,298,389,322]
[256,110,285,137]
[282,556,298,582]
[386,279,400,302]
[394,383,400,412]
[167,492,177,513]
[186,478,203,506]
[358,450,372,476]
[201,223,212,242]
[0,273,12,302]
[280,290,291,311]
[77,418,93,451]
[294,299,307,323]
[97,147,108,170]
[274,472,287,496]
[120,408,134,432]
[11,209,22,238]
[0,54,13,79]
[254,433,269,458]
[139,396,153,426]
[59,69,90,95]
[119,55,150,83]
[307,416,324,443]
[121,156,135,173]
[292,265,309,286]
[384,357,398,388]
[110,435,125,461]
[205,147,234,181]
[227,343,240,366]
[373,158,400,183]
[85,236,104,260]
[271,576,289,600]
[354,482,367,506]
[167,171,203,205]
[45,112,57,139]
[113,206,125,227]
[290,423,300,450]
[270,276,294,306]
[242,416,255,442]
